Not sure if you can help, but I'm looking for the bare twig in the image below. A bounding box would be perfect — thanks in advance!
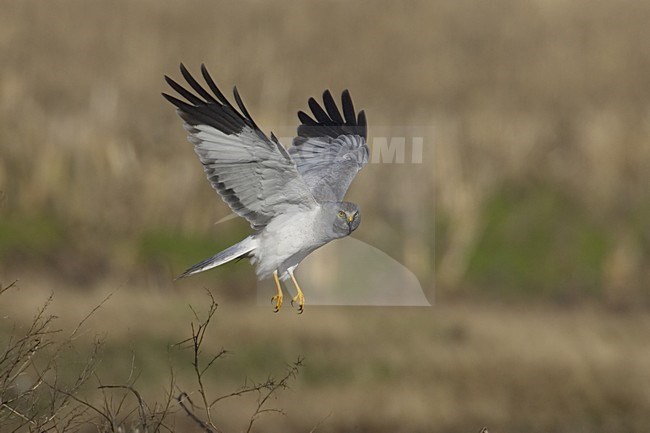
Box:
[245,357,303,433]
[69,292,113,340]
[2,286,304,432]
[308,411,332,433]
[0,280,17,297]
[98,385,148,430]
[174,291,303,433]
[0,284,106,432]
[177,392,219,433]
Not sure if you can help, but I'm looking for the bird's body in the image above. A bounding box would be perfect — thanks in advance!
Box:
[253,207,326,279]
[163,64,368,312]
[254,201,360,279]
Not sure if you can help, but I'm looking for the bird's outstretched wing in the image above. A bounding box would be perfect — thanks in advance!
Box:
[163,64,317,230]
[288,90,369,202]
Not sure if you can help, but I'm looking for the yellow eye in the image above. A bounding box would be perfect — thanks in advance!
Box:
[338,211,346,218]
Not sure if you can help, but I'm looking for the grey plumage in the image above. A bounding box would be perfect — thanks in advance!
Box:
[176,235,255,279]
[163,64,368,310]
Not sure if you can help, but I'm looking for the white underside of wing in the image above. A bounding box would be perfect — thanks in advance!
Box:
[182,120,318,229]
[289,134,369,201]
[188,124,260,160]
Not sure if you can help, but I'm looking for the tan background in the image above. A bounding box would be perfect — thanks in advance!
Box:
[1,0,650,432]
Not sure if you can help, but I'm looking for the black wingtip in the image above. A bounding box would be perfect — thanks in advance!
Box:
[163,66,250,134]
[179,63,191,82]
[341,89,356,125]
[199,64,232,107]
[233,85,261,130]
[298,110,317,125]
[341,89,351,103]
[322,89,344,123]
[162,92,191,110]
[296,88,367,141]
[308,97,331,124]
[357,110,367,139]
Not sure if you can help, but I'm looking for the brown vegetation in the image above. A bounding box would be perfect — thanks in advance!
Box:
[1,0,649,300]
[4,287,650,432]
[2,0,650,431]
[0,284,304,433]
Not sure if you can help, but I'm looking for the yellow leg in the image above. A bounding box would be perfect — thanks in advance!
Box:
[271,270,283,313]
[288,269,305,314]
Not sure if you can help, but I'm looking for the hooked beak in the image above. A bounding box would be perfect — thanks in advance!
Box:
[345,214,356,234]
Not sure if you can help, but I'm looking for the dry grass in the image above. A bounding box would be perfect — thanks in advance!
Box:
[2,3,650,430]
[3,287,650,432]
[1,0,650,298]
[0,283,306,433]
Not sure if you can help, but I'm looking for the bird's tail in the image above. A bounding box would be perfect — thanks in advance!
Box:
[176,236,256,279]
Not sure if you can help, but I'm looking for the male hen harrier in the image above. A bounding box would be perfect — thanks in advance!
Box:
[163,64,369,313]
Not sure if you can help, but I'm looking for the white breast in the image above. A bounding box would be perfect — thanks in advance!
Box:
[252,207,323,278]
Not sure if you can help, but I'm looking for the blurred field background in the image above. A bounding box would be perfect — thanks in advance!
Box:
[1,0,650,431]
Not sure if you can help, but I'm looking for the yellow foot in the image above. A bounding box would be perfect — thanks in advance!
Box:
[291,292,304,314]
[272,270,283,313]
[288,269,305,314]
[271,293,283,313]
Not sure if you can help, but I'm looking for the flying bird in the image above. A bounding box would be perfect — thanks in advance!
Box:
[163,64,369,313]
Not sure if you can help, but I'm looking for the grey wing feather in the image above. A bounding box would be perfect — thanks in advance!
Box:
[288,89,369,201]
[163,64,317,230]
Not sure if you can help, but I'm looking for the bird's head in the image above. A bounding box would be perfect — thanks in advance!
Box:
[329,201,361,237]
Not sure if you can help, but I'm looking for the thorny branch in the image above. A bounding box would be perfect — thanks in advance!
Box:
[0,282,100,431]
[175,290,303,433]
[1,283,304,433]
